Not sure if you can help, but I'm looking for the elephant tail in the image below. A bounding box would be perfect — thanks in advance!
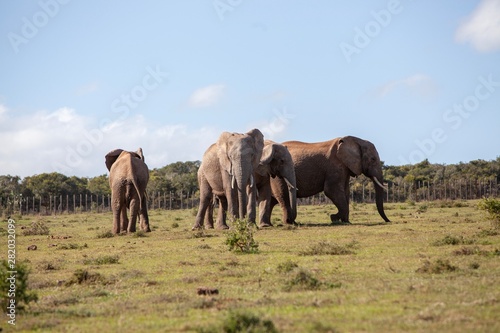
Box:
[131,175,145,211]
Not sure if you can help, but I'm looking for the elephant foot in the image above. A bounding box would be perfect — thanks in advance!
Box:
[259,222,273,228]
[204,225,214,230]
[330,214,351,224]
[216,224,230,230]
[191,224,202,231]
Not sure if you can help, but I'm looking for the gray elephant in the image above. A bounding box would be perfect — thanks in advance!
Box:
[192,129,264,230]
[270,136,390,223]
[202,140,297,228]
[105,148,151,234]
[254,140,297,227]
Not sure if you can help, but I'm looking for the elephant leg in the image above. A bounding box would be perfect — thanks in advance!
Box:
[246,185,257,225]
[258,183,273,227]
[193,179,212,230]
[120,205,129,232]
[139,196,151,232]
[325,180,350,223]
[111,191,124,234]
[128,198,139,232]
[216,196,229,229]
[204,196,215,229]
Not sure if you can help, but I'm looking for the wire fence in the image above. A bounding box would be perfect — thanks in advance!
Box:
[1,178,498,216]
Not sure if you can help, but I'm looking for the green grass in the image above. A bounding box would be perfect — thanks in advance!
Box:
[4,201,500,332]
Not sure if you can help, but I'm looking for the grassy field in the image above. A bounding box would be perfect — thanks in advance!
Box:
[2,200,500,333]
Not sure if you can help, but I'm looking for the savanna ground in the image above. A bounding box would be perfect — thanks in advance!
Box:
[2,200,500,333]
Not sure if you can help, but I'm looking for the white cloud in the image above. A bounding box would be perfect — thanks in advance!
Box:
[187,84,225,108]
[0,104,218,178]
[374,74,438,99]
[455,0,500,52]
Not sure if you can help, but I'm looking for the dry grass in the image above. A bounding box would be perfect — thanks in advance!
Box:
[4,200,500,332]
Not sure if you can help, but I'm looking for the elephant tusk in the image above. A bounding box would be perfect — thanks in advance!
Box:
[373,177,388,191]
[284,177,297,191]
[250,174,254,188]
[231,174,236,189]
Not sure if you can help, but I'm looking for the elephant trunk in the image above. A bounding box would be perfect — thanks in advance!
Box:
[373,176,390,222]
[233,163,250,220]
[282,175,297,224]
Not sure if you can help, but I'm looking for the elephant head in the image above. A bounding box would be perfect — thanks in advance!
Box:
[336,136,390,222]
[217,128,264,220]
[258,140,297,223]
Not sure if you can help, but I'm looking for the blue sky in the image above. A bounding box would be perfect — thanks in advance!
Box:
[1,0,500,177]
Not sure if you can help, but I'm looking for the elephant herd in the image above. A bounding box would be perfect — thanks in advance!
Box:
[104,129,390,234]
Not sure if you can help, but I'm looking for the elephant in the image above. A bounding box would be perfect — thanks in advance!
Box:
[270,136,390,223]
[202,140,297,228]
[254,140,297,227]
[105,148,151,234]
[192,129,264,230]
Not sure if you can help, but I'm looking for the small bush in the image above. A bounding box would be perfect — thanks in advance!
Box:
[299,240,356,256]
[84,255,119,265]
[432,235,474,246]
[284,269,322,291]
[65,269,106,286]
[22,221,50,236]
[0,260,38,312]
[416,259,458,274]
[223,312,278,333]
[276,260,299,273]
[478,198,500,228]
[225,219,259,253]
[58,243,88,250]
[96,230,114,239]
[198,311,278,333]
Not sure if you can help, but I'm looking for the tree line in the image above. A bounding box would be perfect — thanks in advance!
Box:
[1,158,499,215]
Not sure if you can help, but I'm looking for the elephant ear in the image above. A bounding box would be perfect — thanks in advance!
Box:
[246,128,264,169]
[260,141,276,166]
[135,148,145,162]
[337,136,362,176]
[105,149,124,171]
[217,132,233,174]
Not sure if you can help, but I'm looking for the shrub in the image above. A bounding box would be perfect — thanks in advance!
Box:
[276,260,299,274]
[198,311,278,333]
[416,259,458,274]
[22,221,50,236]
[299,240,356,256]
[0,260,38,312]
[83,255,119,265]
[284,269,322,291]
[478,198,500,228]
[432,235,474,246]
[222,312,278,333]
[96,230,114,238]
[65,269,106,286]
[225,219,259,253]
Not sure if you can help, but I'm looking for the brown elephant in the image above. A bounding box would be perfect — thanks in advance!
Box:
[105,148,151,234]
[270,136,390,223]
[254,140,297,227]
[192,129,264,230]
